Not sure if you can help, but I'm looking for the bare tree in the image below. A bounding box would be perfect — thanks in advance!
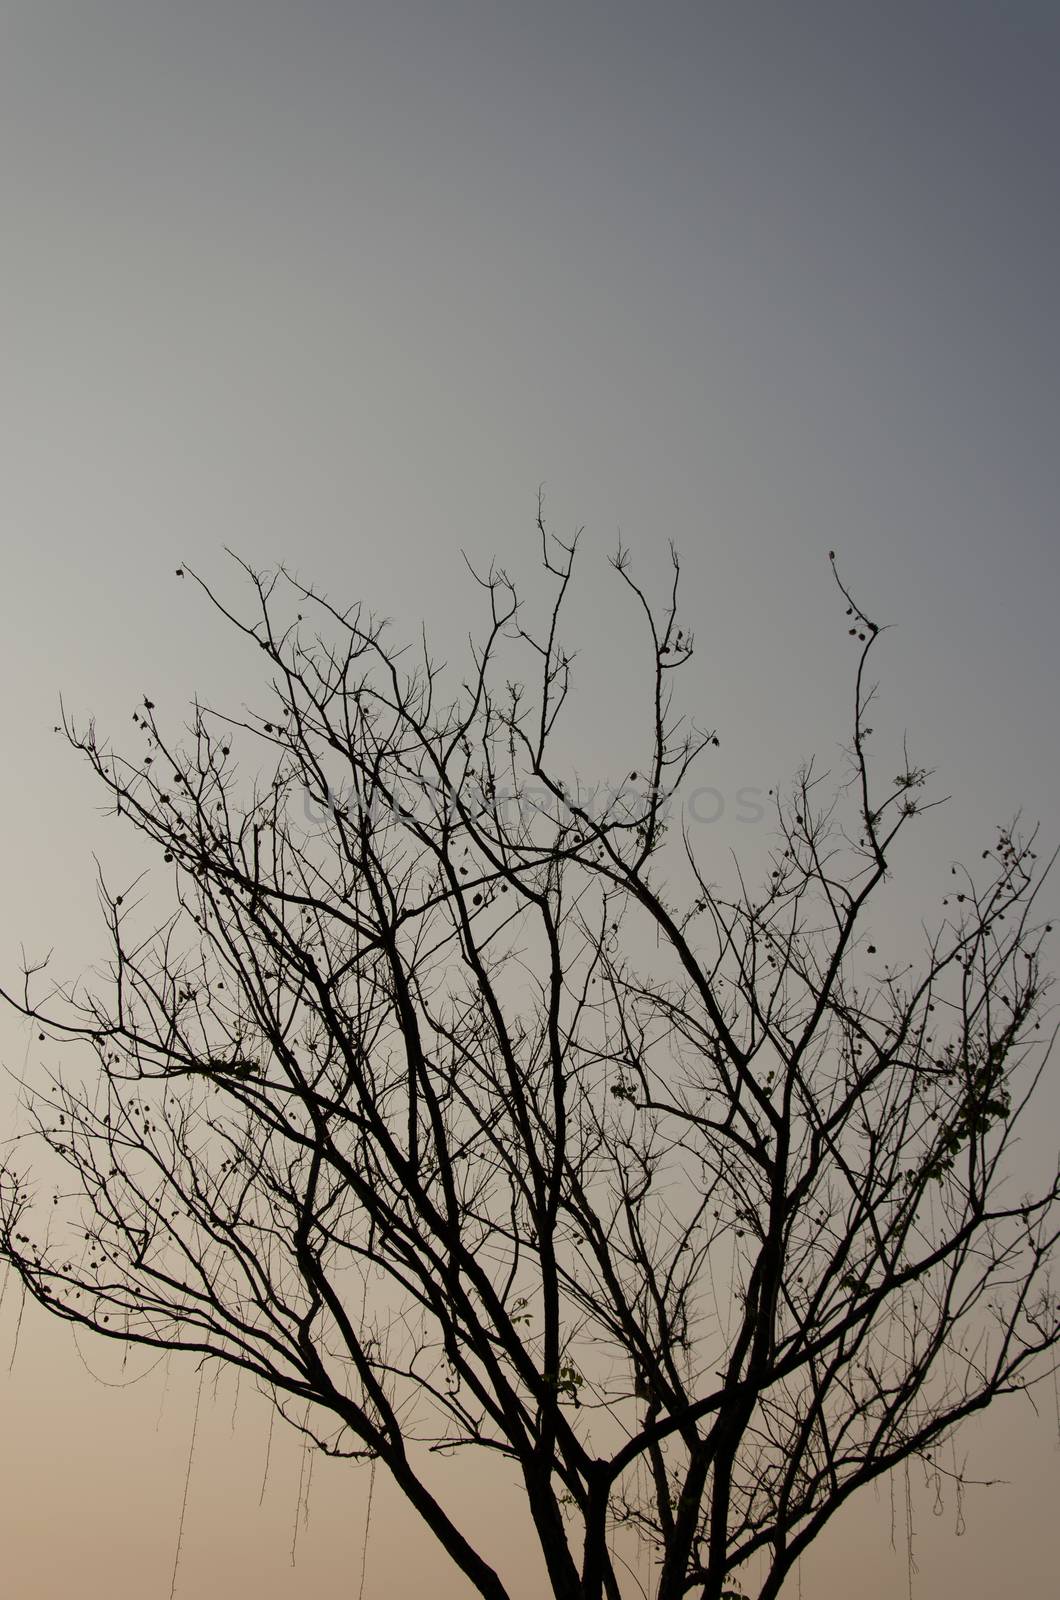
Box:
[2,519,1058,1600]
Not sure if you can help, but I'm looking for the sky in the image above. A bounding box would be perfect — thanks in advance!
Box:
[1,1,1059,1595]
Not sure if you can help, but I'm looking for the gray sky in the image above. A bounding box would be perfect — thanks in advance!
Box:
[1,3,1058,1595]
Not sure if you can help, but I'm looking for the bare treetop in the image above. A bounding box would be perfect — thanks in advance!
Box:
[3,518,1058,1600]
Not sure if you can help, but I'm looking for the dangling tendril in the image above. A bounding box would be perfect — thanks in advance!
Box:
[303,1446,315,1531]
[7,1279,26,1372]
[951,1438,966,1538]
[169,1362,205,1600]
[71,1325,167,1388]
[904,1457,917,1600]
[258,1402,275,1506]
[358,1456,377,1600]
[291,1408,311,1566]
[156,1352,172,1432]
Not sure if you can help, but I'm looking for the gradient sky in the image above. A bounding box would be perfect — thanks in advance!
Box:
[2,3,1059,1596]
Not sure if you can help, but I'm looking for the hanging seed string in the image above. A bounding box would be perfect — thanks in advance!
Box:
[168,1362,205,1600]
[904,1457,917,1600]
[258,1401,275,1506]
[7,1279,26,1373]
[291,1408,311,1566]
[303,1445,315,1531]
[156,1351,172,1432]
[951,1438,966,1538]
[357,1456,377,1600]
[71,1324,166,1388]
[607,1543,647,1600]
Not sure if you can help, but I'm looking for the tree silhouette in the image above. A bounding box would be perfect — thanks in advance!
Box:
[2,517,1058,1600]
